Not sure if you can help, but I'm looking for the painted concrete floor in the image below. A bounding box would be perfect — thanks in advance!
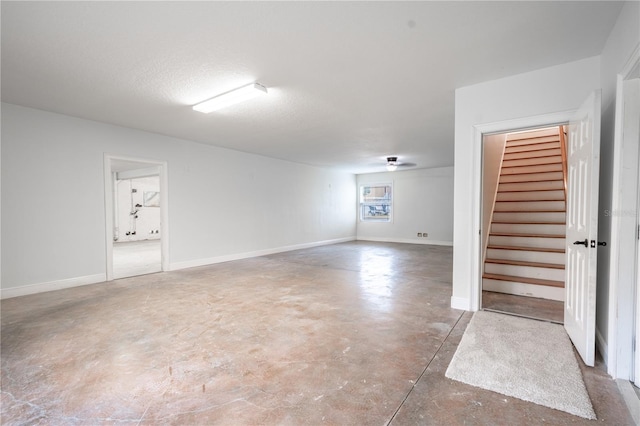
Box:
[1,242,632,425]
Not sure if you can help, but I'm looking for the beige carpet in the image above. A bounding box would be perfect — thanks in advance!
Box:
[445,311,596,419]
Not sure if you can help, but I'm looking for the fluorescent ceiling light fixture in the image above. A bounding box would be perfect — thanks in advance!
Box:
[193,83,267,113]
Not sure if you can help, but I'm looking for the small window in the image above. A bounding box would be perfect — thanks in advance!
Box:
[360,183,392,222]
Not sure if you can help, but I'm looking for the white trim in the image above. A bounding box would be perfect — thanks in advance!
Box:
[469,111,576,313]
[169,237,356,271]
[608,42,640,379]
[358,182,394,223]
[482,133,507,266]
[104,156,114,280]
[104,154,169,281]
[617,379,640,425]
[1,274,106,299]
[356,236,453,246]
[1,237,356,299]
[116,166,160,180]
[450,296,470,311]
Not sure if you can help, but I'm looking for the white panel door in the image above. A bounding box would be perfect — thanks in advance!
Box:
[565,91,601,367]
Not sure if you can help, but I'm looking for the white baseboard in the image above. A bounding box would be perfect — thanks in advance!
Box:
[451,296,470,311]
[596,327,608,366]
[482,279,564,301]
[356,236,453,246]
[617,379,640,426]
[169,236,356,271]
[1,273,106,299]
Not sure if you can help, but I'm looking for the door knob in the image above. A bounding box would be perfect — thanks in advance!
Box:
[573,239,588,246]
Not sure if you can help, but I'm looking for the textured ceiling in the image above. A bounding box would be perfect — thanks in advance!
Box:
[1,1,623,174]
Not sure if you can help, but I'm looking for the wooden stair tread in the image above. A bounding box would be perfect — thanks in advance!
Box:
[490,232,565,238]
[498,188,563,193]
[504,152,561,160]
[495,199,565,202]
[505,141,560,148]
[502,162,562,168]
[485,258,564,269]
[492,221,565,225]
[504,145,561,154]
[506,136,560,145]
[500,171,562,176]
[487,244,565,253]
[482,273,564,288]
[500,175,563,181]
[494,209,566,213]
[499,179,564,184]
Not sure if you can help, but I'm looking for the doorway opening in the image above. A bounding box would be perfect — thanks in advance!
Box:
[607,45,640,420]
[481,125,567,324]
[608,46,640,383]
[472,91,601,367]
[104,155,169,280]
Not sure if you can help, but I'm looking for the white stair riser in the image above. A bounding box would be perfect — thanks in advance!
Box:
[496,190,565,202]
[483,279,564,301]
[486,248,565,264]
[489,235,565,250]
[504,149,561,162]
[494,200,565,212]
[491,223,565,235]
[507,128,559,140]
[502,155,562,168]
[504,142,560,154]
[500,171,564,183]
[506,135,559,146]
[499,180,564,192]
[501,163,563,174]
[492,211,566,223]
[484,263,565,281]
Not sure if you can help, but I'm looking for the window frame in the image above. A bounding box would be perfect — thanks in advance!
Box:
[359,182,393,223]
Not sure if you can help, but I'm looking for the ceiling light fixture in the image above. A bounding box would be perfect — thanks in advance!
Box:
[193,82,268,113]
[386,156,398,172]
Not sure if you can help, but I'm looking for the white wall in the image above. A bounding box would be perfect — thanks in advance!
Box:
[482,133,506,260]
[1,103,356,296]
[356,167,454,245]
[598,0,640,374]
[452,56,601,310]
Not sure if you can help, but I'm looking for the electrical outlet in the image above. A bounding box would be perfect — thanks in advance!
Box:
[417,232,422,237]
[423,232,428,237]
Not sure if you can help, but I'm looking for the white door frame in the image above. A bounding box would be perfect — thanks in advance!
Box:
[608,43,640,380]
[470,110,577,311]
[104,154,169,281]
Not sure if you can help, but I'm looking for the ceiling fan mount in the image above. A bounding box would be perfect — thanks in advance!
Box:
[384,156,415,171]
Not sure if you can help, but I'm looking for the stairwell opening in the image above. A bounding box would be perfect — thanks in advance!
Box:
[481,125,568,323]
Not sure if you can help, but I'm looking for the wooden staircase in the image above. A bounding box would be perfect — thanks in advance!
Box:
[483,127,567,301]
